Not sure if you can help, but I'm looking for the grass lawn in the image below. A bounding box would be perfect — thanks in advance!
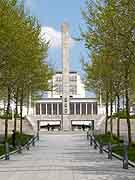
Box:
[95,133,135,162]
[95,133,122,145]
[0,133,33,156]
[112,145,135,162]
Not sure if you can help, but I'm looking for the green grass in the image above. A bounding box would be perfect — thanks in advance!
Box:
[112,145,135,162]
[95,133,122,145]
[0,133,33,156]
[7,132,33,146]
[95,133,135,162]
[112,111,135,119]
[0,144,6,156]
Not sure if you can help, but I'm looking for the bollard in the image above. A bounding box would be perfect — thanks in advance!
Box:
[123,143,128,169]
[32,138,35,147]
[37,132,39,141]
[90,135,93,146]
[5,142,10,160]
[94,139,97,150]
[18,144,22,154]
[87,132,89,140]
[108,144,112,160]
[26,144,30,150]
[99,143,103,154]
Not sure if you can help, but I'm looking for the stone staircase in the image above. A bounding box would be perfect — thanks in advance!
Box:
[0,133,134,180]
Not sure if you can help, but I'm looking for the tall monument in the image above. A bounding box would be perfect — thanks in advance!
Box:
[61,23,70,130]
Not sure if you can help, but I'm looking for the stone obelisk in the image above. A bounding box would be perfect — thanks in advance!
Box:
[61,23,70,130]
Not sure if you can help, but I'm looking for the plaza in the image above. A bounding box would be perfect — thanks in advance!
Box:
[0,132,134,180]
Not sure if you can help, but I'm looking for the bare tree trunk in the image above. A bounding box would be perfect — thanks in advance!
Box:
[20,88,24,134]
[117,95,120,138]
[5,87,11,142]
[110,94,113,135]
[105,90,109,134]
[14,88,19,134]
[124,64,131,144]
[125,88,132,144]
[27,91,29,115]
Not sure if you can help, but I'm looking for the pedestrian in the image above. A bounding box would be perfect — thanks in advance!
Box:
[47,123,50,131]
[82,124,85,131]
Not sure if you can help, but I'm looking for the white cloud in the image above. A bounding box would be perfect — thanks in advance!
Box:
[41,26,74,48]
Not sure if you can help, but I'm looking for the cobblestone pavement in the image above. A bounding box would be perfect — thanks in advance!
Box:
[0,132,134,180]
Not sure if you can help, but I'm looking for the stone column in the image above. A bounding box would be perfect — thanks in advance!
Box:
[74,103,76,115]
[46,104,47,115]
[80,103,82,115]
[57,103,59,115]
[40,104,42,115]
[86,103,88,115]
[61,22,70,130]
[51,104,53,116]
[91,103,93,115]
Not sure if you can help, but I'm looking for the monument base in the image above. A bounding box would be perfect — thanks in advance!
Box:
[62,115,71,131]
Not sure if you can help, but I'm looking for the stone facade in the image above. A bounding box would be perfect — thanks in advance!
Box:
[32,23,101,131]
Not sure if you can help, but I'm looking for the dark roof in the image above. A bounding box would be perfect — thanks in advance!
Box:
[36,97,97,101]
[56,71,77,74]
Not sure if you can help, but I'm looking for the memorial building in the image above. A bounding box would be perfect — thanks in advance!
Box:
[33,23,100,131]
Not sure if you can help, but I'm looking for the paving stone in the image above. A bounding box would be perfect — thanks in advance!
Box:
[0,132,134,180]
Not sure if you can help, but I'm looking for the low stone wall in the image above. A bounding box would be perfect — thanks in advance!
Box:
[100,118,135,142]
[0,119,34,135]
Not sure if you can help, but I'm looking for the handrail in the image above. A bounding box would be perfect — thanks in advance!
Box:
[0,133,39,160]
[87,131,135,169]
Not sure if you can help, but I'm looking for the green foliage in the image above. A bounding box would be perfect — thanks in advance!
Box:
[82,0,135,142]
[96,132,135,161]
[0,113,21,119]
[0,133,33,156]
[112,111,135,119]
[95,133,121,145]
[112,111,127,119]
[0,0,53,140]
[112,145,135,162]
[7,132,33,146]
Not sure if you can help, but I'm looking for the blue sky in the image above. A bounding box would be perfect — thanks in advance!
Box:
[24,0,88,73]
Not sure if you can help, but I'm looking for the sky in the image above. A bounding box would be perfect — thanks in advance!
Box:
[24,0,88,73]
[24,0,95,97]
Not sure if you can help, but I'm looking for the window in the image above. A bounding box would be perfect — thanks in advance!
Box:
[53,103,57,115]
[76,103,80,114]
[87,103,92,114]
[82,103,86,115]
[55,84,62,94]
[36,103,40,115]
[70,85,77,95]
[56,76,62,81]
[70,103,74,115]
[47,104,51,115]
[59,103,62,115]
[41,104,46,115]
[70,75,77,81]
[93,102,98,114]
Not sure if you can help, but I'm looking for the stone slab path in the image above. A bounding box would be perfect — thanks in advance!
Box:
[0,132,134,180]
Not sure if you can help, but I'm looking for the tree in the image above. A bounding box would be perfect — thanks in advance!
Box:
[0,0,52,145]
[82,0,135,144]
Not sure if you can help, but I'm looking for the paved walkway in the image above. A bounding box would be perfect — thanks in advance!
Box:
[0,132,134,180]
